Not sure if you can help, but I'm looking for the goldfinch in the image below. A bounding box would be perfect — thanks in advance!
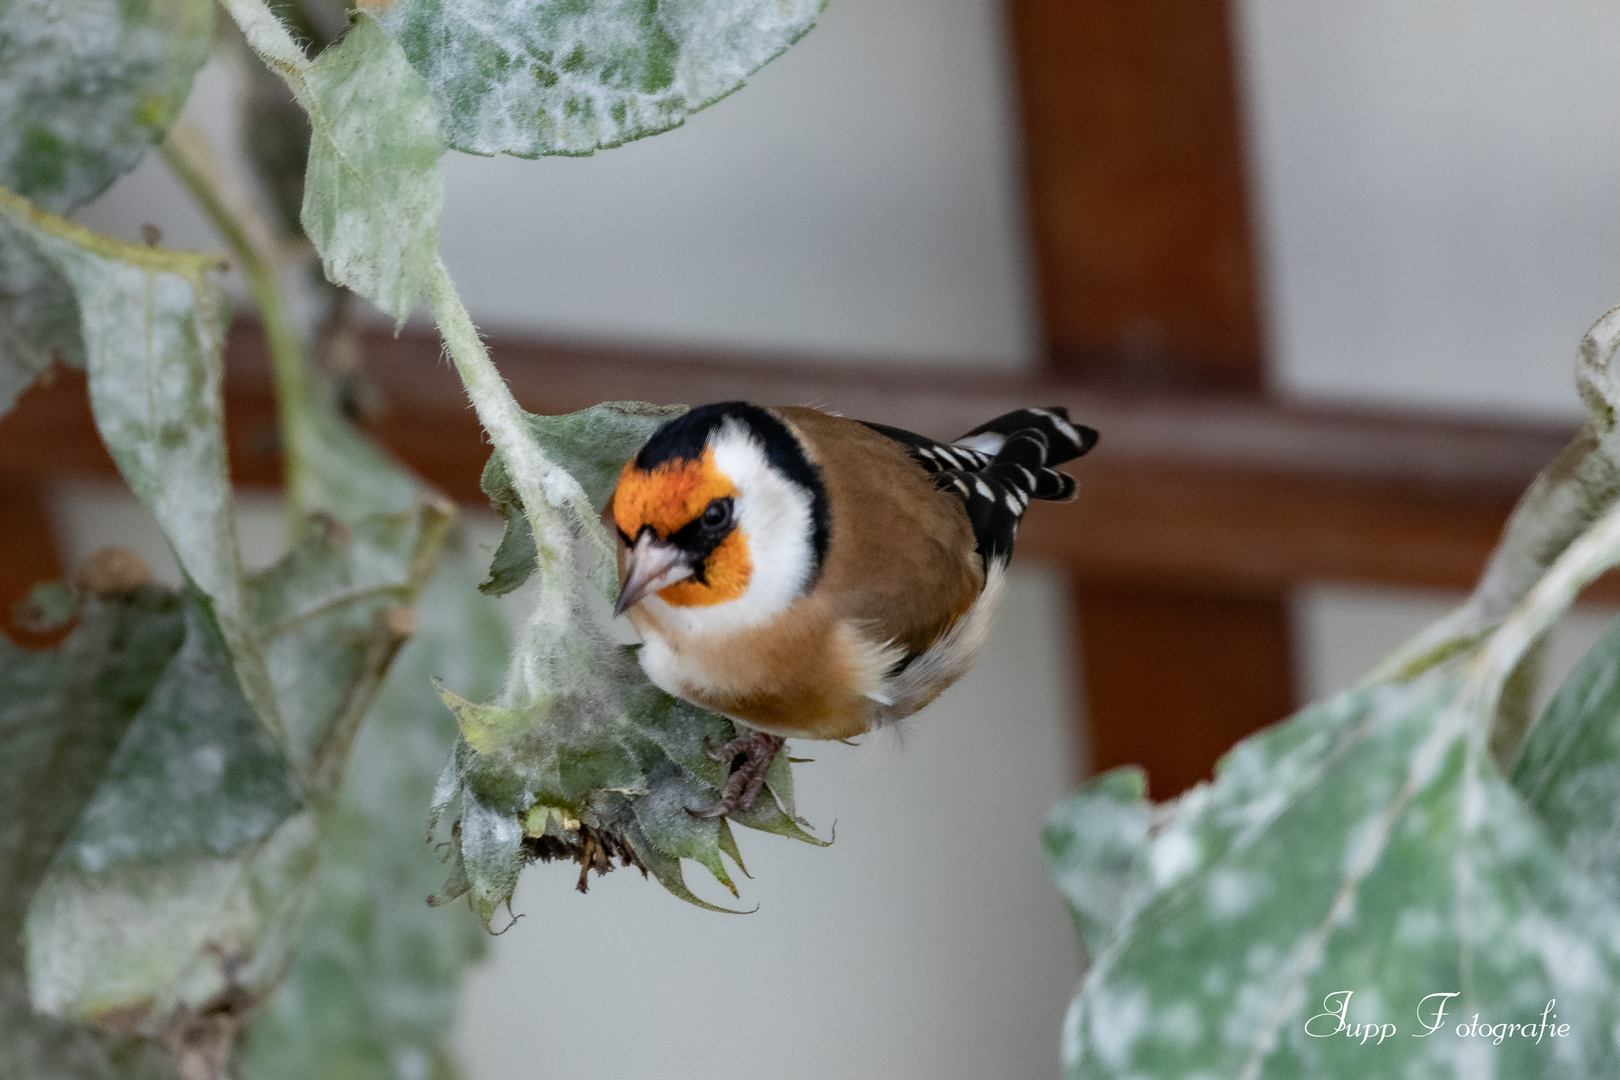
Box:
[609,402,1097,817]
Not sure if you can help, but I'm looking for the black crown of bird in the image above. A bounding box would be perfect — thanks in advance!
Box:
[609,402,1097,818]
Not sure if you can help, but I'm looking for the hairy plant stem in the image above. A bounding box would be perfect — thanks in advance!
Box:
[423,256,584,569]
[160,121,318,515]
[1461,493,1620,751]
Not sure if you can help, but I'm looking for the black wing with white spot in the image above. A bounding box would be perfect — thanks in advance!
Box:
[862,406,1098,565]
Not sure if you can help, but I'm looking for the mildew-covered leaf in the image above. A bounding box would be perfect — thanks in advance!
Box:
[0,588,187,1079]
[1055,471,1620,1078]
[0,187,290,755]
[223,3,444,325]
[1060,666,1620,1079]
[0,0,213,213]
[292,398,428,524]
[0,218,82,418]
[378,0,825,158]
[23,503,456,1055]
[299,15,443,325]
[1,185,457,1069]
[240,549,503,1080]
[1042,766,1153,961]
[251,505,451,784]
[1514,614,1620,901]
[24,592,310,1033]
[480,401,685,596]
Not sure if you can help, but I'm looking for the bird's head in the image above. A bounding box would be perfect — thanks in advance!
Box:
[609,402,828,624]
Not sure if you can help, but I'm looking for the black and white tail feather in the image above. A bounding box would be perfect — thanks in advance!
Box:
[862,406,1098,566]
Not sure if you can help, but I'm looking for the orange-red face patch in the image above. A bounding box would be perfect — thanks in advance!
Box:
[612,449,735,539]
[658,530,750,607]
[611,450,751,607]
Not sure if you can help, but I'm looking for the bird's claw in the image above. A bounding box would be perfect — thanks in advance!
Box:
[688,730,786,819]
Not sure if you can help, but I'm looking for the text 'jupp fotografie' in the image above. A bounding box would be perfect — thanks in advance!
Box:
[1303,991,1572,1045]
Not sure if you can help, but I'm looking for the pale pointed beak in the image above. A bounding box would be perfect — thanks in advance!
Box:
[614,531,697,617]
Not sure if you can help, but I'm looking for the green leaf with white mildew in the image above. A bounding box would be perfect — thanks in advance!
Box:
[480,400,686,596]
[0,218,82,417]
[0,0,212,213]
[0,587,186,1080]
[0,0,210,419]
[1058,666,1620,1079]
[240,548,503,1080]
[0,187,290,758]
[22,517,454,1054]
[252,504,452,787]
[24,591,312,1042]
[0,181,457,1067]
[1050,420,1620,1077]
[300,15,444,325]
[1513,614,1620,901]
[378,0,825,158]
[1042,766,1154,961]
[222,3,444,325]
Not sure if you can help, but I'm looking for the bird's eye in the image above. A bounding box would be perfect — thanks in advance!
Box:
[700,497,733,532]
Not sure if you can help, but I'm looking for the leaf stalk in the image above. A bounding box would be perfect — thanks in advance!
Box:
[159,121,318,515]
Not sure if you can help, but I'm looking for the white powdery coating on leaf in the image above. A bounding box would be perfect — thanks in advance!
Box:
[460,792,524,873]
[1157,1001,1204,1047]
[1395,907,1444,945]
[1206,867,1268,920]
[0,0,210,213]
[1085,984,1150,1069]
[1149,825,1201,889]
[1516,909,1611,999]
[69,262,234,599]
[1341,809,1391,879]
[382,0,823,156]
[39,238,289,738]
[302,16,444,324]
[26,858,241,1018]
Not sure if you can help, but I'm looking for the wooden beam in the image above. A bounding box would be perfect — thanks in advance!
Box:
[1077,582,1295,796]
[0,324,1565,598]
[1005,0,1262,387]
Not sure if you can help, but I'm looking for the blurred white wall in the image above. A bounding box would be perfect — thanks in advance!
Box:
[1237,0,1620,420]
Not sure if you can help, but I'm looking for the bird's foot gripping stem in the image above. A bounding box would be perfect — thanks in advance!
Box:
[688,729,786,819]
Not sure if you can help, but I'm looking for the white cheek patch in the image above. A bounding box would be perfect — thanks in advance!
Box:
[643,420,817,637]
